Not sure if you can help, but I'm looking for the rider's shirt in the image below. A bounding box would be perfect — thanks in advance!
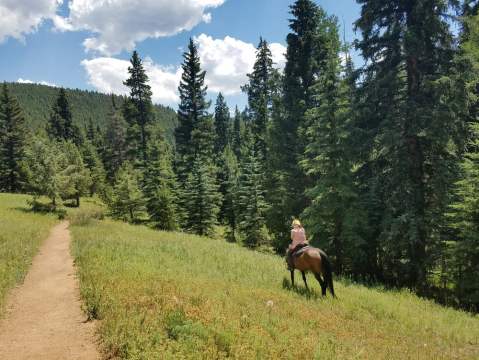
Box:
[291,227,307,249]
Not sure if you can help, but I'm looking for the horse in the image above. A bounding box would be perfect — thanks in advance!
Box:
[288,247,335,297]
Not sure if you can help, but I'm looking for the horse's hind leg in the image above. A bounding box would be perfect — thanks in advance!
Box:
[314,273,327,296]
[301,271,309,291]
[290,270,295,287]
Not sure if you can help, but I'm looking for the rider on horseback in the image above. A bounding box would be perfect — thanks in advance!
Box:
[286,219,309,270]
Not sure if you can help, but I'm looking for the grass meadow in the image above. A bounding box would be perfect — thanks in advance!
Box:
[71,219,479,359]
[0,193,58,312]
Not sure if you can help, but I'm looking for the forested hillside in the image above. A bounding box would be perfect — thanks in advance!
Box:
[7,82,177,135]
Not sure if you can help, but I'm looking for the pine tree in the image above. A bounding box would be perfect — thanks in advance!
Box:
[269,0,336,246]
[81,140,106,196]
[236,128,269,248]
[448,122,479,312]
[214,93,230,155]
[47,88,76,142]
[301,27,366,275]
[110,162,145,222]
[123,51,153,164]
[58,141,91,207]
[183,156,221,236]
[221,146,239,242]
[232,106,242,159]
[355,0,463,288]
[243,38,274,162]
[104,105,127,181]
[143,138,178,230]
[175,38,210,185]
[0,83,27,192]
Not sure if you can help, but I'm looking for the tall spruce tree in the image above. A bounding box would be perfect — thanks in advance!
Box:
[448,122,479,312]
[301,24,366,275]
[214,92,230,155]
[237,150,269,248]
[143,138,178,230]
[175,38,210,184]
[355,0,463,289]
[123,51,153,164]
[104,104,127,181]
[221,146,240,242]
[47,88,75,142]
[183,156,221,236]
[268,0,336,248]
[232,106,242,159]
[0,83,27,192]
[243,38,274,163]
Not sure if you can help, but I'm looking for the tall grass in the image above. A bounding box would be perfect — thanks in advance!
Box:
[0,193,57,312]
[71,220,479,359]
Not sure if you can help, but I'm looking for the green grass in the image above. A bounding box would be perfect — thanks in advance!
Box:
[71,219,479,359]
[0,193,58,312]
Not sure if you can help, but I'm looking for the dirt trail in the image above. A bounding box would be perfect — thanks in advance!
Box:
[0,221,100,360]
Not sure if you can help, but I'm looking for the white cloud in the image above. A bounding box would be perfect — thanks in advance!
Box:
[17,78,57,87]
[56,0,225,55]
[0,0,62,43]
[195,34,286,95]
[81,57,181,105]
[82,34,286,106]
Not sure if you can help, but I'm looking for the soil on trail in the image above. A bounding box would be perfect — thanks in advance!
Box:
[0,221,100,360]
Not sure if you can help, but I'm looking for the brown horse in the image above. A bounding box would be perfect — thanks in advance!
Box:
[289,247,335,297]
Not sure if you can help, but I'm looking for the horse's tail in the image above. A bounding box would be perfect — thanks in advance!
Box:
[319,250,335,297]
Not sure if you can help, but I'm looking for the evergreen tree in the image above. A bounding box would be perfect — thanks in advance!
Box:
[47,88,76,142]
[58,141,91,207]
[0,83,27,192]
[110,162,145,222]
[355,0,463,288]
[301,27,366,274]
[175,38,210,184]
[123,51,153,164]
[243,38,274,162]
[269,0,336,245]
[232,106,242,159]
[221,146,239,242]
[448,122,479,312]
[214,92,230,155]
[236,128,269,248]
[183,156,221,236]
[143,138,178,230]
[81,140,106,196]
[104,106,127,181]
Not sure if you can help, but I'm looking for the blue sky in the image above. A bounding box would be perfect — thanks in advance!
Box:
[0,0,361,110]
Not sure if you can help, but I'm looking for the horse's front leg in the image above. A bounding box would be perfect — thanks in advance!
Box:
[301,271,309,291]
[290,270,295,287]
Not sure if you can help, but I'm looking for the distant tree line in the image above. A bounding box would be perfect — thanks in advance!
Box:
[1,0,478,312]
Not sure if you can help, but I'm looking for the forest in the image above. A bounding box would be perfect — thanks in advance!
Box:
[0,0,478,312]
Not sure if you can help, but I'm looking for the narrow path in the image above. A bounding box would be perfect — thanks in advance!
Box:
[0,221,100,360]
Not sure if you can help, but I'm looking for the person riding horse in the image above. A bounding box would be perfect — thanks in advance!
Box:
[286,219,309,270]
[285,219,335,297]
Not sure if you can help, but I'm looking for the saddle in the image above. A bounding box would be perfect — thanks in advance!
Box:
[291,243,311,257]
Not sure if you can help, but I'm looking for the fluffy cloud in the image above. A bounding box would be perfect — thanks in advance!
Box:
[56,0,225,55]
[17,78,57,87]
[195,34,286,95]
[82,34,286,106]
[0,0,62,43]
[81,57,181,105]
